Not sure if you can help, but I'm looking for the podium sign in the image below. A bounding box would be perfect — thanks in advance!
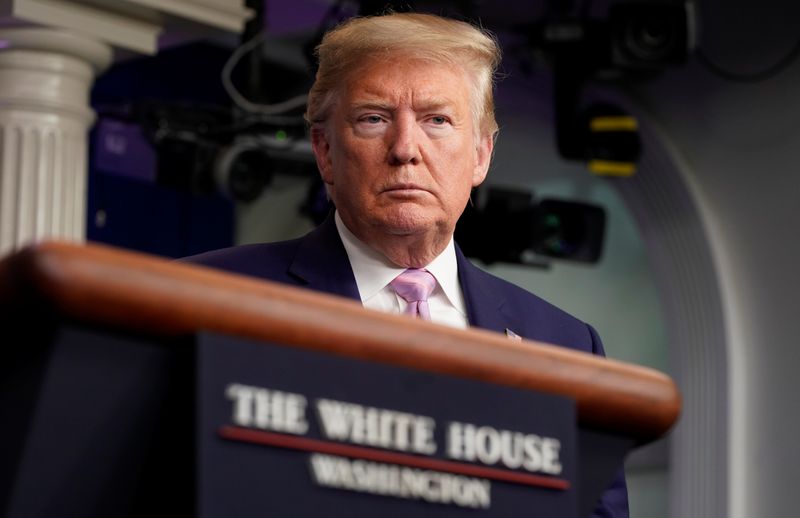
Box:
[197,333,578,517]
[0,242,681,518]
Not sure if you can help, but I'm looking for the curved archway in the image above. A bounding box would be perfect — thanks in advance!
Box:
[485,69,725,514]
[613,111,729,518]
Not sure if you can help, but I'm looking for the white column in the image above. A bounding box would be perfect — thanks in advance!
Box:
[0,27,111,256]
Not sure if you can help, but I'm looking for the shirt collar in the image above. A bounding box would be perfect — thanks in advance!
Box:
[334,211,466,315]
[335,212,404,302]
[423,235,466,316]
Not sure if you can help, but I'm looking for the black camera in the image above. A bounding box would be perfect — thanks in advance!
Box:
[609,1,695,70]
[456,187,606,266]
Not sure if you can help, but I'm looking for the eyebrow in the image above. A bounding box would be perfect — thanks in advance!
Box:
[348,98,458,114]
[348,100,396,112]
[415,98,457,112]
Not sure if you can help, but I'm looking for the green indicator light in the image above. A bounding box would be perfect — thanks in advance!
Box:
[276,130,288,141]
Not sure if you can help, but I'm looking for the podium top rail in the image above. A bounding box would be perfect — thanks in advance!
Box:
[0,241,680,443]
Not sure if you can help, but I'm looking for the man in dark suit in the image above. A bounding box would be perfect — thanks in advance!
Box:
[189,12,627,517]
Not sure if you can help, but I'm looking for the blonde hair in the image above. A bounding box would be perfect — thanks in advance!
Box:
[306,12,501,136]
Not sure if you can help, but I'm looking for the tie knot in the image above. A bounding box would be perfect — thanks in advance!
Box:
[390,268,437,303]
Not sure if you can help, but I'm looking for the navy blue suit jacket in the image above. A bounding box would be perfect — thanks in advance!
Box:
[186,215,629,517]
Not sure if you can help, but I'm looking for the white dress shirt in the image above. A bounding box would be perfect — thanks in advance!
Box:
[334,212,469,329]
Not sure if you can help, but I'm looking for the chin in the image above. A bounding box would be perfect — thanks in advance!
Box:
[376,208,437,236]
[381,213,442,240]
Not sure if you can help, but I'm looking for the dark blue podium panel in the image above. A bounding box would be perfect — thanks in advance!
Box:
[2,326,194,518]
[197,333,577,517]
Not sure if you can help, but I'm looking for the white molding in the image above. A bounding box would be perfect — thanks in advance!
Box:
[0,0,253,54]
[128,0,253,33]
[3,0,162,53]
[0,26,112,72]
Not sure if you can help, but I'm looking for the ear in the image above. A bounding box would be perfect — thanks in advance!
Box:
[311,124,334,185]
[471,133,494,187]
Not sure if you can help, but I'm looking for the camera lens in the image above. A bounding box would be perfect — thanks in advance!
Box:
[226,149,271,203]
[610,2,690,68]
[214,139,273,202]
[625,16,676,61]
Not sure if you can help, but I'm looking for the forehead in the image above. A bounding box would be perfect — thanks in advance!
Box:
[339,56,473,110]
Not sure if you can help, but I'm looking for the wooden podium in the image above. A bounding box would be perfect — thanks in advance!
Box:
[0,242,680,518]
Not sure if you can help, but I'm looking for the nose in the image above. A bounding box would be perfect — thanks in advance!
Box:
[388,115,421,165]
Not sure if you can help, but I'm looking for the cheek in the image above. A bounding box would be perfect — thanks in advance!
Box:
[438,149,480,186]
[338,136,384,167]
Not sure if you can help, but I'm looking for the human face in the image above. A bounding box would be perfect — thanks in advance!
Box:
[311,56,493,260]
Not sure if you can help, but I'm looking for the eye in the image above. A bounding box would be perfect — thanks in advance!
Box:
[361,114,385,124]
[429,115,449,125]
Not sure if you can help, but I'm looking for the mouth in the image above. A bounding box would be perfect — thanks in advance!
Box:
[382,183,430,195]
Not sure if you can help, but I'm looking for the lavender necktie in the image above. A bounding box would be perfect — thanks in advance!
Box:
[389,268,437,321]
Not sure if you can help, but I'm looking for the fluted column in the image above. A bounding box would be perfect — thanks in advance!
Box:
[0,27,111,256]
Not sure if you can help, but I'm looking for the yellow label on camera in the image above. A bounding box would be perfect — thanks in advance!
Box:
[588,160,637,177]
[590,116,639,132]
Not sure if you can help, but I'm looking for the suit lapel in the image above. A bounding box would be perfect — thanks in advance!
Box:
[288,214,361,302]
[456,246,517,335]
